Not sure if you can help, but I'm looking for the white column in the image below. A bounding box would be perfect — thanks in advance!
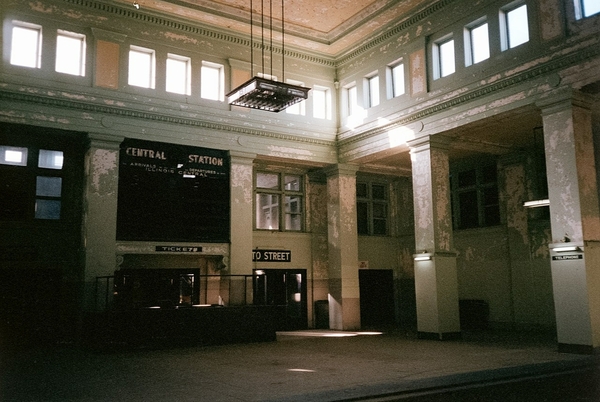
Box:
[82,133,122,311]
[540,91,600,353]
[408,135,460,340]
[325,164,360,330]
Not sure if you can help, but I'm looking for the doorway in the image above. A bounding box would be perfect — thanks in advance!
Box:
[253,269,308,330]
[359,269,396,329]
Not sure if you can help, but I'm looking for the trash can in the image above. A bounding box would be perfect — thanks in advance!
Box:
[459,299,489,330]
[314,300,329,329]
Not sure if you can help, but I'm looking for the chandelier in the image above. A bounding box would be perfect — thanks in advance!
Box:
[227,0,310,112]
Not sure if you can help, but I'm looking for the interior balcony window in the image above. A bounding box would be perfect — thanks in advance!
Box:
[501,2,529,50]
[10,22,42,69]
[434,37,455,79]
[357,181,388,236]
[366,74,380,108]
[128,45,155,89]
[465,20,490,66]
[346,84,358,116]
[166,54,191,95]
[56,30,86,76]
[312,86,330,119]
[388,61,405,98]
[574,0,600,18]
[255,172,304,231]
[201,62,224,101]
[286,79,306,115]
[451,164,500,230]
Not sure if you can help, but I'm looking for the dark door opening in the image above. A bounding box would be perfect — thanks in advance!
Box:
[359,269,396,330]
[253,269,307,330]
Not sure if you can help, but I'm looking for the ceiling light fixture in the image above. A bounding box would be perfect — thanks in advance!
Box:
[227,0,310,112]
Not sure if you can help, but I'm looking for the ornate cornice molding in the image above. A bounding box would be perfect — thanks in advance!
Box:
[335,0,456,66]
[338,42,600,148]
[0,89,335,147]
[61,0,335,68]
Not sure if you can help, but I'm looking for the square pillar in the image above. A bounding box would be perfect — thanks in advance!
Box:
[82,133,122,311]
[229,151,256,276]
[408,135,460,339]
[325,164,360,330]
[539,91,600,353]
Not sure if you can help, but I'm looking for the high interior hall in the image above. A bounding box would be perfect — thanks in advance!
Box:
[1,0,600,353]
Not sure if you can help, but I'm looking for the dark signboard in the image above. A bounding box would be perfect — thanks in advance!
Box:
[117,138,229,243]
[155,246,203,253]
[252,249,292,262]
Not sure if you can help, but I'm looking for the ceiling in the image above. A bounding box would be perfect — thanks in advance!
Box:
[113,0,434,56]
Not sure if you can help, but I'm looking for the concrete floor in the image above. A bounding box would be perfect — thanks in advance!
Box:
[1,329,597,402]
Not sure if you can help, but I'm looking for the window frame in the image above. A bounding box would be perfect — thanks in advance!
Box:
[387,60,406,99]
[55,29,86,76]
[433,35,455,79]
[574,0,600,19]
[254,171,305,232]
[128,45,156,89]
[200,61,225,101]
[356,180,389,236]
[285,79,306,116]
[312,86,330,119]
[345,84,358,117]
[10,21,42,69]
[500,2,529,51]
[166,53,192,96]
[366,73,380,108]
[450,163,501,230]
[465,19,490,66]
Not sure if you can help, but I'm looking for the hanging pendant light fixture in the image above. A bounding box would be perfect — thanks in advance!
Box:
[227,0,310,112]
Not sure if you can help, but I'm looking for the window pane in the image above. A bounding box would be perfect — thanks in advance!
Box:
[439,39,455,77]
[313,88,327,119]
[357,202,368,235]
[483,187,500,226]
[35,199,61,220]
[1,146,28,166]
[256,193,279,230]
[348,86,358,116]
[356,182,368,198]
[583,0,600,17]
[36,176,62,197]
[391,63,405,97]
[284,175,301,192]
[166,56,190,95]
[11,25,41,68]
[368,76,379,107]
[201,64,222,100]
[129,47,154,88]
[458,169,476,187]
[481,165,497,184]
[56,31,85,76]
[471,23,490,64]
[373,218,387,235]
[285,196,302,231]
[256,172,279,189]
[507,4,529,48]
[458,190,478,229]
[38,150,64,169]
[372,184,386,200]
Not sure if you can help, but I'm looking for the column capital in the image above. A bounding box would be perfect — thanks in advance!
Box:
[229,150,256,165]
[324,163,359,178]
[87,133,124,150]
[536,89,597,115]
[407,134,452,154]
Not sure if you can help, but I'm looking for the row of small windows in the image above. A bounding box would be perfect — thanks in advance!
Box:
[344,0,600,117]
[8,21,331,119]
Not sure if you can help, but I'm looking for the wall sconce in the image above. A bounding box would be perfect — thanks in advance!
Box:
[414,252,432,261]
[523,199,549,208]
[552,245,580,252]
